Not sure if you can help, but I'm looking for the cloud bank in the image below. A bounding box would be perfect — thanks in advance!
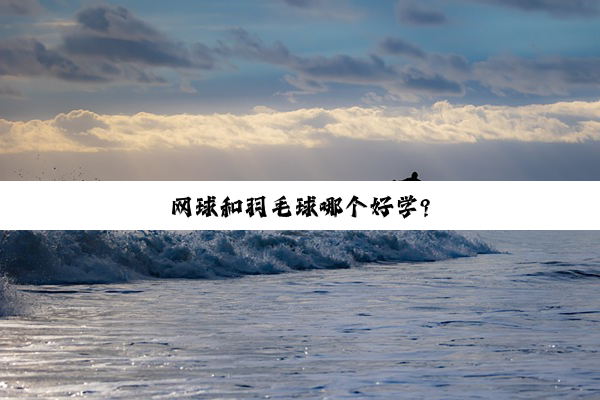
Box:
[223,30,600,101]
[1,100,599,154]
[377,36,600,98]
[1,3,599,101]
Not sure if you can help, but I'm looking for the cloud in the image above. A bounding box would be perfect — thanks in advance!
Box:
[62,5,218,70]
[196,29,600,101]
[0,37,172,84]
[53,109,114,147]
[0,5,221,89]
[2,3,598,102]
[223,29,464,100]
[384,0,597,19]
[0,0,43,16]
[379,37,427,59]
[377,36,600,98]
[472,0,600,17]
[0,38,109,82]
[0,84,22,98]
[278,0,363,20]
[474,55,600,96]
[396,0,447,26]
[1,100,599,153]
[75,5,159,36]
[220,28,293,65]
[253,105,278,114]
[283,0,313,7]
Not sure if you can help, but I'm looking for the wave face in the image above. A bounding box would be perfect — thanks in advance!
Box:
[524,260,600,281]
[0,231,495,285]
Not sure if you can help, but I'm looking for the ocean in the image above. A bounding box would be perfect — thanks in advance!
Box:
[0,231,599,398]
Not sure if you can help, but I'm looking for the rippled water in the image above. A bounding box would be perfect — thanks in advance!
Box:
[1,231,600,398]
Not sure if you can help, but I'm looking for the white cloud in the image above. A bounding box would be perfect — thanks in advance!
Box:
[1,100,599,153]
[253,105,278,114]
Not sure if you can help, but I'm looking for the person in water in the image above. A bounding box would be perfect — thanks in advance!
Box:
[392,171,421,181]
[402,171,421,181]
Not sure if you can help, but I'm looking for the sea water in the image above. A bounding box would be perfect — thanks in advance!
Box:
[0,231,599,398]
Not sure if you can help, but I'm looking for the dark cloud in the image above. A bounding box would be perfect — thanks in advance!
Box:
[223,29,464,99]
[3,2,597,102]
[75,5,161,37]
[224,28,391,83]
[0,84,22,98]
[220,28,293,65]
[379,37,470,79]
[377,35,600,97]
[0,38,108,82]
[402,72,464,95]
[474,55,600,95]
[396,1,447,26]
[286,0,597,22]
[0,37,173,85]
[284,0,313,8]
[63,5,218,70]
[473,0,600,17]
[379,37,427,59]
[0,0,42,16]
[0,5,222,91]
[62,36,194,68]
[279,0,361,20]
[295,54,398,83]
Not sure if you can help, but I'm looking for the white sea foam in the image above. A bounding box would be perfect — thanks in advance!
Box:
[0,275,25,317]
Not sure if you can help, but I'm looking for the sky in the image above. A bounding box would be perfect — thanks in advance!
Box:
[0,0,599,180]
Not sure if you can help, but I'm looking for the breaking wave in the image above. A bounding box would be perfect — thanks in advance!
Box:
[0,275,26,317]
[0,231,495,286]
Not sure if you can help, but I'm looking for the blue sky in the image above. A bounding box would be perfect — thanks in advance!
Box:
[1,0,599,180]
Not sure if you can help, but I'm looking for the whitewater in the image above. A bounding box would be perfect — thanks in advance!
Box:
[1,230,599,398]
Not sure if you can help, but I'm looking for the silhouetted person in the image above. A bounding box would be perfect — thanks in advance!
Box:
[402,171,421,181]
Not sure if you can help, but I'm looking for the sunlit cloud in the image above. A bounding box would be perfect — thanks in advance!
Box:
[1,100,599,154]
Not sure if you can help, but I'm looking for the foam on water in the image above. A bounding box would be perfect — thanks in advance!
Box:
[0,230,495,285]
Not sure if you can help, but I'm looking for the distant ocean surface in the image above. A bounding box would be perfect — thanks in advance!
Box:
[1,231,599,398]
